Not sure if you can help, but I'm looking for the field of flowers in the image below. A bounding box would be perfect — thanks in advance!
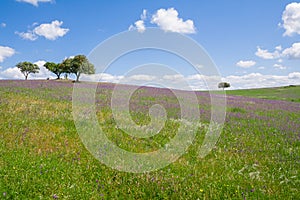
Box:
[0,80,299,199]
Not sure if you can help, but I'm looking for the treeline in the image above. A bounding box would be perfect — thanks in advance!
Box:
[16,55,95,82]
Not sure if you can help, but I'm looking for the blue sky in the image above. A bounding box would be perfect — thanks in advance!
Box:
[0,0,299,89]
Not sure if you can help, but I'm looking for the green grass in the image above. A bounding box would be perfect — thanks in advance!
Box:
[0,81,299,199]
[226,85,300,102]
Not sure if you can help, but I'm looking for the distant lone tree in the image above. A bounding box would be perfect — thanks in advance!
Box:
[16,61,39,80]
[218,82,230,90]
[67,55,95,82]
[44,62,65,79]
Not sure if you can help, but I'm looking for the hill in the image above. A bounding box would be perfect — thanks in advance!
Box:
[0,80,299,199]
[226,85,300,102]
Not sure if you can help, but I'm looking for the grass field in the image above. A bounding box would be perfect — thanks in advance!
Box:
[0,80,299,199]
[226,85,300,102]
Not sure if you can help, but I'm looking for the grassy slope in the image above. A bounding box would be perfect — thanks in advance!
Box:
[0,80,299,199]
[226,85,300,102]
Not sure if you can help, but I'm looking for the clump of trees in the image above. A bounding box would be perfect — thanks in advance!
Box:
[218,82,230,90]
[60,55,95,82]
[17,55,95,82]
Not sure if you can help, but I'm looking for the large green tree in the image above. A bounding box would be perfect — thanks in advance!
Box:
[68,55,95,82]
[44,62,66,79]
[16,61,39,80]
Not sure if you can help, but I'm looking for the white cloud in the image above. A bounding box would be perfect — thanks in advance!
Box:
[34,20,69,40]
[0,67,24,79]
[258,66,265,70]
[277,58,283,63]
[275,45,282,51]
[15,31,38,41]
[163,74,184,80]
[31,60,56,79]
[288,72,300,79]
[81,73,124,82]
[16,0,52,7]
[225,72,300,89]
[1,23,6,28]
[273,63,287,70]
[141,9,147,20]
[282,42,300,59]
[134,20,146,33]
[129,10,147,33]
[16,20,69,41]
[128,74,156,81]
[236,60,256,68]
[0,46,15,62]
[255,46,281,59]
[151,8,196,34]
[281,2,300,36]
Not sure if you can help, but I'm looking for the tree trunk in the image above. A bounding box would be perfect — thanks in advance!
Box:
[76,72,80,82]
[25,75,28,80]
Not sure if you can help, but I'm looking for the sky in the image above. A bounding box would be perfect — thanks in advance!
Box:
[0,0,299,89]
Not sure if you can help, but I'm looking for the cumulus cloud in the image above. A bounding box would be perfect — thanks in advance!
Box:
[127,74,156,81]
[273,63,287,70]
[236,60,256,68]
[282,42,300,59]
[288,72,300,79]
[16,0,53,7]
[81,73,124,82]
[15,31,38,41]
[281,2,300,36]
[34,20,69,40]
[16,20,69,41]
[151,8,196,34]
[225,72,300,89]
[255,46,281,59]
[31,60,56,79]
[129,20,146,33]
[129,10,147,33]
[163,74,184,80]
[0,46,15,62]
[0,67,24,79]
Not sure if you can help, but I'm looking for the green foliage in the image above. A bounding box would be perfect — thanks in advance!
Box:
[44,62,66,79]
[218,82,230,90]
[44,55,95,81]
[16,61,39,80]
[67,55,95,82]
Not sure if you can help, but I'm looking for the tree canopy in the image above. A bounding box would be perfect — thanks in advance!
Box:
[17,55,95,82]
[68,55,95,82]
[218,82,231,90]
[16,61,39,80]
[44,62,66,79]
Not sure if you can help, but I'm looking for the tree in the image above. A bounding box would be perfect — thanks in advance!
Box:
[44,62,65,79]
[218,82,230,90]
[68,55,95,82]
[16,61,39,80]
[60,58,73,80]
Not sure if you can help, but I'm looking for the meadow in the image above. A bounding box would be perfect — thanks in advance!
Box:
[0,80,299,199]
